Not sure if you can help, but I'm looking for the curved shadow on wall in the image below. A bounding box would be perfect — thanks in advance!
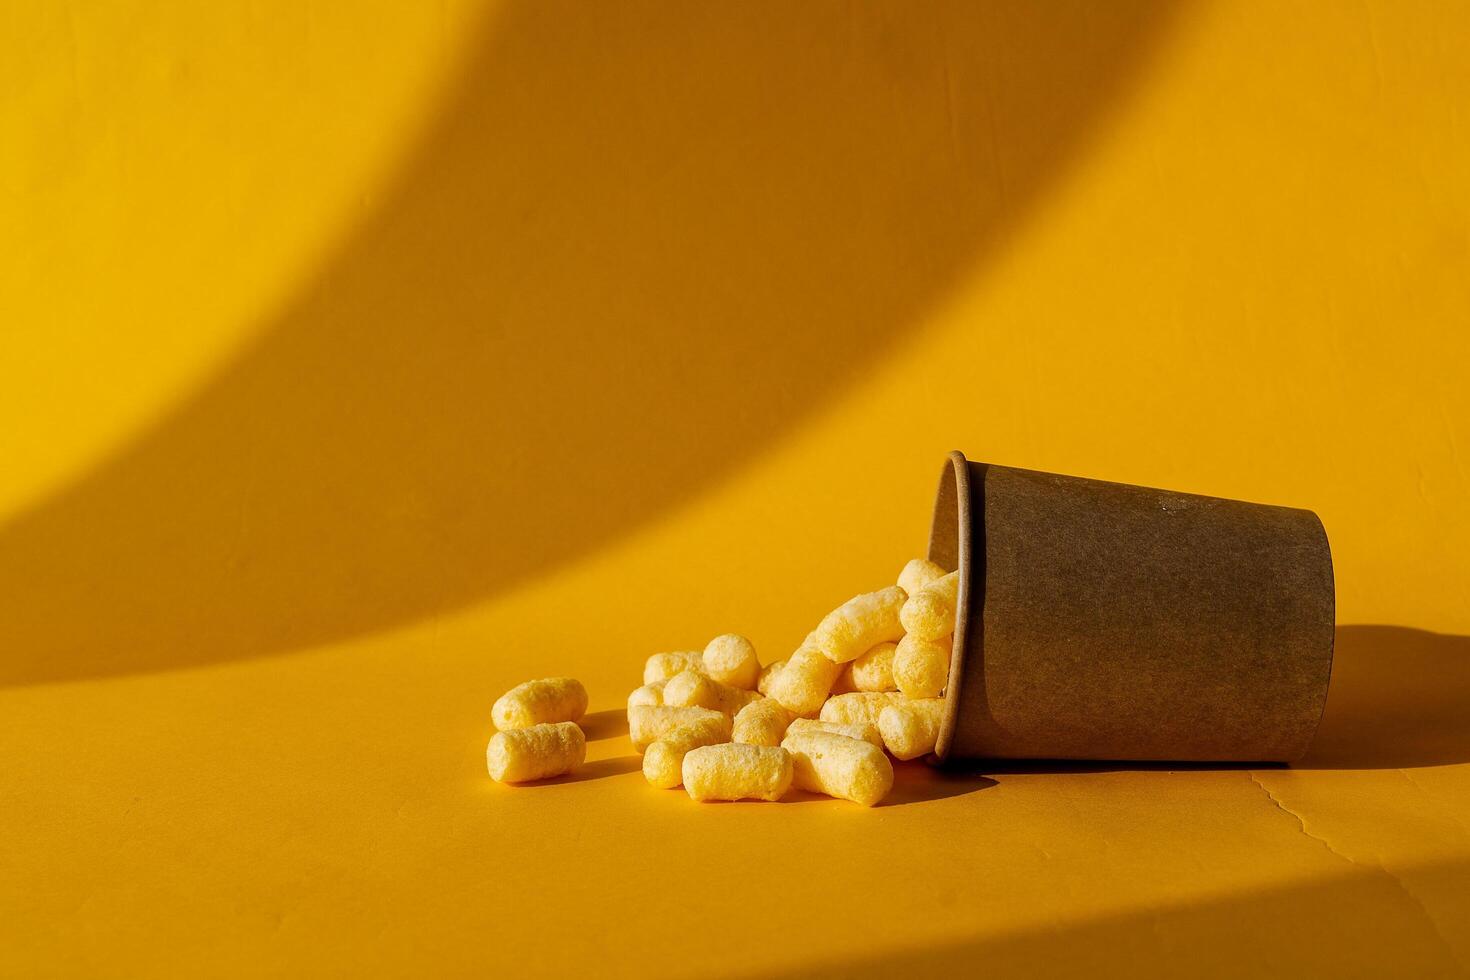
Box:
[0,1,1179,685]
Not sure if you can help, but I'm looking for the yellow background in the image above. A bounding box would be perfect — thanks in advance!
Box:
[3,1,1468,975]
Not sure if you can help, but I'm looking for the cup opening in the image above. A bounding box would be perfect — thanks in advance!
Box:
[928,450,974,762]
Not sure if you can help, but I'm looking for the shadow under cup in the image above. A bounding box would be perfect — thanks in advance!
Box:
[929,452,1335,765]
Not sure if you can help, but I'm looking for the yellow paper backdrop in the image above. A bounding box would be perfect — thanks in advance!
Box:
[3,1,1467,976]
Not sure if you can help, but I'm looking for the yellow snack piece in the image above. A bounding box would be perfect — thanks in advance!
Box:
[767,636,844,718]
[487,722,586,783]
[813,586,907,663]
[785,717,883,750]
[491,677,589,732]
[830,662,858,695]
[643,651,706,685]
[732,698,794,747]
[663,669,762,716]
[878,698,948,761]
[756,659,786,697]
[819,691,907,728]
[703,633,760,690]
[899,571,960,640]
[628,705,730,753]
[850,641,897,692]
[893,633,951,699]
[682,743,793,802]
[897,557,948,596]
[780,730,894,807]
[627,681,665,711]
[643,717,732,789]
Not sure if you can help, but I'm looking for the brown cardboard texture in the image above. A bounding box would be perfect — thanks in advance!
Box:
[931,452,1334,763]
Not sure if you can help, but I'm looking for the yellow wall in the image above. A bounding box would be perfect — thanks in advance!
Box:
[2,1,1468,976]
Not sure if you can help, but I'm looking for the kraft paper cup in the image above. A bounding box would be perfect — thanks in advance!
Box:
[931,452,1334,764]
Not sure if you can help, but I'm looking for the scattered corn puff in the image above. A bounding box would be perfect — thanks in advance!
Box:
[682,744,793,802]
[819,692,907,728]
[703,633,760,690]
[628,704,730,752]
[813,586,908,663]
[732,698,794,747]
[487,722,586,783]
[781,730,893,806]
[897,557,948,596]
[627,681,665,711]
[785,717,883,750]
[643,717,733,789]
[878,698,947,761]
[850,641,898,692]
[492,677,589,731]
[756,659,786,697]
[663,669,762,716]
[900,571,959,640]
[768,637,844,718]
[643,652,706,685]
[893,633,951,699]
